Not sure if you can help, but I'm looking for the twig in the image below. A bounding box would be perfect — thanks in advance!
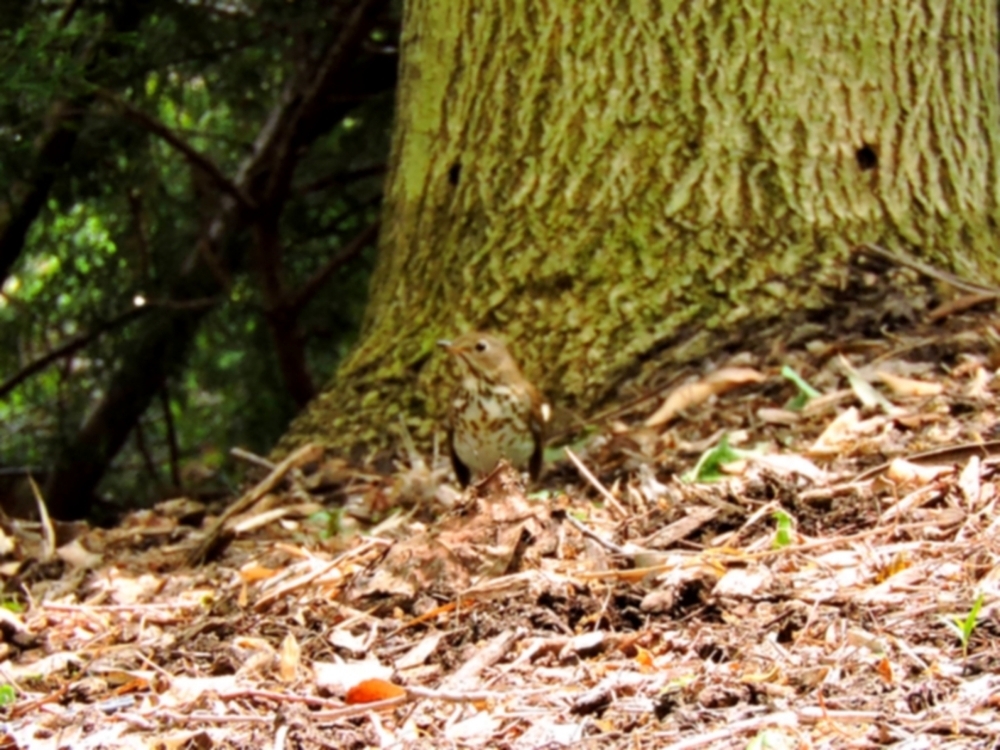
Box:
[230,447,277,470]
[9,685,70,720]
[564,448,628,518]
[58,0,85,28]
[43,602,204,611]
[857,243,1000,297]
[852,440,1000,483]
[0,307,146,399]
[254,537,392,610]
[161,385,181,488]
[295,164,386,194]
[659,711,798,749]
[157,710,273,725]
[287,221,379,316]
[185,443,323,566]
[545,368,693,443]
[27,476,55,562]
[562,513,628,555]
[221,688,344,709]
[311,695,407,721]
[132,418,161,486]
[575,518,960,580]
[93,88,257,212]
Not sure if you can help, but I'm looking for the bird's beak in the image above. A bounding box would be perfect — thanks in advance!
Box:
[437,339,454,352]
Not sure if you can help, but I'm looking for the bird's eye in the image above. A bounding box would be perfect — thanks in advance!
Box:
[474,340,488,353]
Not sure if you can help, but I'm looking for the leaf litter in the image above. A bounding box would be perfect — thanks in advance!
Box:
[4,261,1000,748]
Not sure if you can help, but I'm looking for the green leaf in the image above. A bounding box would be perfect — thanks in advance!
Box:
[0,684,16,706]
[307,510,342,539]
[941,593,985,655]
[781,365,822,410]
[684,434,745,483]
[772,510,794,548]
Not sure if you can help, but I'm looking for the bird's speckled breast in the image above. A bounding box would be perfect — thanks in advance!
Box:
[450,378,535,474]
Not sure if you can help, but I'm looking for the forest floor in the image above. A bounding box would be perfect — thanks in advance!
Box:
[5,264,1000,749]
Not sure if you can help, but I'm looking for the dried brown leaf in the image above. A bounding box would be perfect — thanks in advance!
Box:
[876,370,944,397]
[646,367,765,427]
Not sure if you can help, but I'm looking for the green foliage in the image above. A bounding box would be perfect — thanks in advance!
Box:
[771,510,794,549]
[0,597,24,614]
[780,365,821,411]
[683,434,751,483]
[306,509,343,540]
[1,0,396,511]
[943,593,985,657]
[0,684,16,706]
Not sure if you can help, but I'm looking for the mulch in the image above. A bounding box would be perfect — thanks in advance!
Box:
[4,264,1000,749]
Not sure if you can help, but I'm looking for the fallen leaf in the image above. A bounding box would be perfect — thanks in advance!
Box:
[959,456,981,508]
[809,407,860,454]
[238,563,279,583]
[314,659,393,693]
[885,458,951,486]
[840,355,897,413]
[756,407,800,425]
[279,633,300,682]
[876,370,943,397]
[876,657,895,685]
[646,368,766,427]
[345,678,406,704]
[56,538,102,569]
[752,453,828,481]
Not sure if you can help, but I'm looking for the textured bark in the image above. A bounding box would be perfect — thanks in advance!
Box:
[279,0,1000,457]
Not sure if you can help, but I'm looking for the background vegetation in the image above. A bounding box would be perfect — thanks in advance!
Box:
[0,0,398,517]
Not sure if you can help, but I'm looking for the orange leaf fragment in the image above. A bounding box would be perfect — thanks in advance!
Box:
[876,657,894,685]
[239,564,279,583]
[634,646,654,670]
[346,678,407,704]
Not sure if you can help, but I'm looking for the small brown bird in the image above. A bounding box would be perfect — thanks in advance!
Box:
[438,332,550,487]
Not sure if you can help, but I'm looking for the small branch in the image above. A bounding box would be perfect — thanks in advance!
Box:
[0,307,146,399]
[126,188,150,279]
[93,88,258,212]
[58,0,85,28]
[288,221,379,316]
[561,513,628,555]
[132,418,161,486]
[287,195,381,248]
[857,243,1000,297]
[161,385,181,489]
[185,443,324,566]
[295,164,386,194]
[564,447,629,518]
[230,447,276,471]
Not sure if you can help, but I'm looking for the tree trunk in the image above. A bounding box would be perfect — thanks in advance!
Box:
[279,0,1000,457]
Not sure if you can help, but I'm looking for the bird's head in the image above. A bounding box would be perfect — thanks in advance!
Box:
[437,332,520,382]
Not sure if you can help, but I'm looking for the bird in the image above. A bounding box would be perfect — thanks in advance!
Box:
[438,332,550,487]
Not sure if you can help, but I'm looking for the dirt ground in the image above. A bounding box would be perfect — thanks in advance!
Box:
[4,256,1000,749]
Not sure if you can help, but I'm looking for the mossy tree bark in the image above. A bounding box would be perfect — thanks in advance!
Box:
[279,0,1000,457]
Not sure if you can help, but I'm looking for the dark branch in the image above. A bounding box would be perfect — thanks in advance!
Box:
[0,306,147,400]
[295,164,387,194]
[93,89,258,212]
[161,385,181,489]
[288,221,379,316]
